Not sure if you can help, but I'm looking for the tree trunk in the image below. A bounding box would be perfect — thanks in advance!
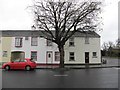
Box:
[58,45,64,68]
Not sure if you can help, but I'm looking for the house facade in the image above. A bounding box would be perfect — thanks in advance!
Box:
[2,30,101,64]
[0,37,12,63]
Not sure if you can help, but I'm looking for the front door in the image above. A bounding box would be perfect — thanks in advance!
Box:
[46,51,53,64]
[85,52,89,64]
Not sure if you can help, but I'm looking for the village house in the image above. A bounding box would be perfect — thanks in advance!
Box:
[0,36,12,63]
[1,30,101,65]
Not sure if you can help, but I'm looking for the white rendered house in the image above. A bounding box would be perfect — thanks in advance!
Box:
[2,30,101,64]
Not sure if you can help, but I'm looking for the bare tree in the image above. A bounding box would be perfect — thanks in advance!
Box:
[107,41,115,56]
[102,42,109,56]
[32,0,102,68]
[115,38,120,48]
[102,42,109,51]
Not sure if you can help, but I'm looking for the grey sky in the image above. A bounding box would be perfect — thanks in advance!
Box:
[0,0,119,45]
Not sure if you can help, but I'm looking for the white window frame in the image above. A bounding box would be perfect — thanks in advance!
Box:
[25,37,29,40]
[15,37,23,47]
[46,40,52,46]
[92,52,97,58]
[3,51,7,57]
[69,52,75,61]
[31,51,37,61]
[85,37,89,44]
[31,37,38,46]
[0,37,1,44]
[69,37,75,46]
[55,52,60,61]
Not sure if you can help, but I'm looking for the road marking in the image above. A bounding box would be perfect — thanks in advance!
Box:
[54,74,68,77]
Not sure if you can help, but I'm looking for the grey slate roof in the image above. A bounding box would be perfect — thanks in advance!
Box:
[1,30,100,38]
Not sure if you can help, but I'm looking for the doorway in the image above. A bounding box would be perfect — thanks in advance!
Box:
[46,51,53,64]
[85,52,89,64]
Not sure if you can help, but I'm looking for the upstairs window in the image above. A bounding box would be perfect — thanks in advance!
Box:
[46,40,52,46]
[25,37,29,40]
[15,37,23,47]
[85,37,89,44]
[69,37,74,46]
[31,37,38,46]
[0,37,1,44]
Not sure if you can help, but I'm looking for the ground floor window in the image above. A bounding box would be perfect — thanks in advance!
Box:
[69,52,75,61]
[55,52,60,61]
[93,52,97,58]
[31,51,37,61]
[3,51,7,57]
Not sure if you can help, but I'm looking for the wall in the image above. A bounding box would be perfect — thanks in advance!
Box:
[11,36,101,64]
[11,37,59,64]
[1,37,12,62]
[64,37,101,64]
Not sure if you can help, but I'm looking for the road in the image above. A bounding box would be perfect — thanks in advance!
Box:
[2,68,119,88]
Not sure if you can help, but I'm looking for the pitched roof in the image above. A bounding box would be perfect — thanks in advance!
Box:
[1,30,100,38]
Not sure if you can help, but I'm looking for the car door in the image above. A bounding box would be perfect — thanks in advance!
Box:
[18,60,27,69]
[12,59,20,69]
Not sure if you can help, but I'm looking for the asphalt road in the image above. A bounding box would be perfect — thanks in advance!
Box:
[2,68,119,88]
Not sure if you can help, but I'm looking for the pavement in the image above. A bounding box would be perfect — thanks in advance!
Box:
[36,57,120,69]
[0,57,120,69]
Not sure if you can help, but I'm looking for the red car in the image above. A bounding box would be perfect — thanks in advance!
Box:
[2,58,36,71]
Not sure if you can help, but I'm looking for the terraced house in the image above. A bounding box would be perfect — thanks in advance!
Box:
[1,30,101,65]
[0,36,12,64]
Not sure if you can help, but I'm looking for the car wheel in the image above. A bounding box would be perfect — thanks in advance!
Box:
[5,65,10,70]
[25,66,31,71]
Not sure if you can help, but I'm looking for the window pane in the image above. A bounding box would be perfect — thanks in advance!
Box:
[3,51,7,57]
[55,52,60,61]
[85,37,89,44]
[93,52,97,57]
[47,40,52,46]
[15,38,22,47]
[69,37,74,46]
[31,52,37,61]
[69,52,75,61]
[31,37,38,46]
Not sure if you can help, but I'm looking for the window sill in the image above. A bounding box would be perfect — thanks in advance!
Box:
[15,46,22,48]
[69,45,75,47]
[31,45,38,46]
[69,60,75,61]
[92,56,97,58]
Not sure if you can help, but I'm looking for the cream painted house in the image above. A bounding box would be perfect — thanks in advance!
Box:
[0,37,12,63]
[64,34,101,64]
[2,30,101,64]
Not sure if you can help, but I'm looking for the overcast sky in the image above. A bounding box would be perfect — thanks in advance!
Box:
[0,0,119,45]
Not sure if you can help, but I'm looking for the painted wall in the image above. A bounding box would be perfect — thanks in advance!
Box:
[11,36,101,64]
[0,37,12,62]
[0,37,2,62]
[64,37,101,64]
[11,37,59,64]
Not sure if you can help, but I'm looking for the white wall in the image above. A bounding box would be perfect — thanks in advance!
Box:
[64,37,101,64]
[11,36,101,64]
[11,37,59,64]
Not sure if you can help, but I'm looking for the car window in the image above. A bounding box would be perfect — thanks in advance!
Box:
[30,59,35,62]
[20,60,27,62]
[14,59,20,62]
